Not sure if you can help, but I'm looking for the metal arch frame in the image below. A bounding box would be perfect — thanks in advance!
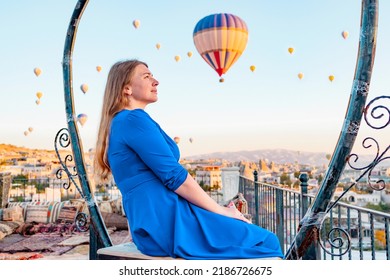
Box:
[61,0,112,252]
[285,0,378,259]
[60,0,379,259]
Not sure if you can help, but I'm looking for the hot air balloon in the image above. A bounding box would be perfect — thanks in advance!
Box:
[341,31,349,39]
[133,19,140,29]
[28,127,33,132]
[187,51,193,58]
[24,131,29,136]
[35,99,41,105]
[77,113,88,127]
[174,136,180,144]
[325,154,331,160]
[298,72,304,80]
[96,66,102,72]
[250,65,256,72]
[156,43,161,50]
[288,47,294,54]
[174,55,181,62]
[33,67,42,77]
[328,75,335,82]
[80,84,89,94]
[36,92,43,99]
[189,137,193,143]
[193,13,248,80]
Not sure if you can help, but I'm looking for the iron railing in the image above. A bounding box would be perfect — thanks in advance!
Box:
[239,174,390,260]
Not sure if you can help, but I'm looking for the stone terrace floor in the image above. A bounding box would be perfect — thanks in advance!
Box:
[0,228,131,260]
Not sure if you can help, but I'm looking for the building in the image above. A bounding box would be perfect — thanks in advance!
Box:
[333,187,382,207]
[195,165,222,191]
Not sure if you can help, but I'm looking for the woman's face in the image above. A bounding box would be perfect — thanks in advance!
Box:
[125,64,159,109]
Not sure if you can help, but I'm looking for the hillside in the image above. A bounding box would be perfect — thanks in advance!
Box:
[0,143,384,167]
[182,149,381,167]
[0,143,68,159]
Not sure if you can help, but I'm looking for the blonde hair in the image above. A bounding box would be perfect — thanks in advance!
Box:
[94,59,148,182]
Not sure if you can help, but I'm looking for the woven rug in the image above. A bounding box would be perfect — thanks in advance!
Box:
[0,233,26,251]
[1,233,69,253]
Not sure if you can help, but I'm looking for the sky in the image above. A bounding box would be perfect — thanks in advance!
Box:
[0,0,389,159]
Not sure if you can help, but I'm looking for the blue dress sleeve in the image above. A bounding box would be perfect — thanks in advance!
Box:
[120,110,188,191]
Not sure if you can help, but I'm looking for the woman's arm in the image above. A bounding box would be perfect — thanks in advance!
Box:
[175,174,251,223]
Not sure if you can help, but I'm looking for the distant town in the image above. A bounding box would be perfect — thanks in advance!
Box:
[1,143,389,213]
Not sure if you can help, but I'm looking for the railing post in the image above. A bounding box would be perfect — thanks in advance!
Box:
[275,188,284,254]
[253,170,259,226]
[299,172,309,218]
[89,226,105,260]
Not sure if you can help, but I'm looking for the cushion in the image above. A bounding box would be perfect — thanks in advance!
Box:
[0,220,23,240]
[98,197,125,216]
[111,197,125,216]
[68,199,86,212]
[0,220,23,233]
[47,201,66,223]
[25,205,50,223]
[98,201,113,213]
[56,205,78,224]
[0,222,13,240]
[101,212,129,230]
[2,205,24,222]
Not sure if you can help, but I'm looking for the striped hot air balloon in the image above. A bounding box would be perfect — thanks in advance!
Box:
[193,13,248,80]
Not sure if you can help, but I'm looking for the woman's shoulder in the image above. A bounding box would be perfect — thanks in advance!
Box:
[114,109,150,121]
[114,109,156,129]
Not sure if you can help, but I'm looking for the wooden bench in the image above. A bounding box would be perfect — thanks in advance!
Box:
[97,242,181,260]
[97,242,281,260]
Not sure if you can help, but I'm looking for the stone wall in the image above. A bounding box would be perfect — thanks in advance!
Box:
[221,167,240,204]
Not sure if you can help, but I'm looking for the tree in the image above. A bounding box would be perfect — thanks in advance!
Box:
[33,181,49,193]
[365,202,390,213]
[280,172,292,186]
[212,181,221,191]
[12,174,28,183]
[317,174,324,185]
[187,169,196,178]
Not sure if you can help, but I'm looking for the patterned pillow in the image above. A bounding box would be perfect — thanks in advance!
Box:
[25,205,50,223]
[0,222,13,240]
[98,201,113,213]
[56,205,78,224]
[68,199,86,212]
[47,201,67,223]
[2,205,24,222]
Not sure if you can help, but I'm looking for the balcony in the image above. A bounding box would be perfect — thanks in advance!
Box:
[239,174,390,260]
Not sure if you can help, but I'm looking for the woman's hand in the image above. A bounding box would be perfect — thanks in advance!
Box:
[221,206,252,224]
[174,175,251,224]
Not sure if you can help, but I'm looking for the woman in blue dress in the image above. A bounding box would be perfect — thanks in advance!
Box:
[94,59,283,259]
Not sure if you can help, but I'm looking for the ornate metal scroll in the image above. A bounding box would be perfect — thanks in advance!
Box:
[54,127,90,232]
[61,0,112,251]
[285,0,379,260]
[317,95,389,257]
[54,128,81,193]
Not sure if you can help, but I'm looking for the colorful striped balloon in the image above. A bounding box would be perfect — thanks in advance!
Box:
[193,13,249,78]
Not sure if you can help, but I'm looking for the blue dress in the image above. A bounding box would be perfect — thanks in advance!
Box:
[108,109,284,259]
